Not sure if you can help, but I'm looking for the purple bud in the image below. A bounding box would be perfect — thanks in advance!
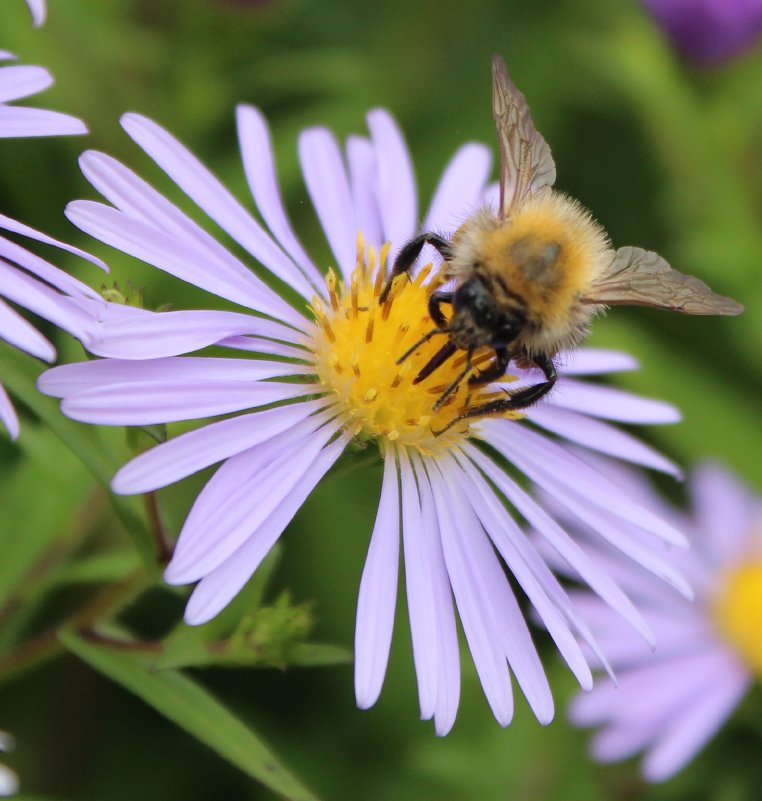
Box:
[643,0,762,66]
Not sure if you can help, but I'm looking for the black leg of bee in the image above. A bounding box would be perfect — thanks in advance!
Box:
[412,340,458,385]
[467,347,509,387]
[433,353,557,435]
[428,290,453,328]
[432,347,475,410]
[379,233,453,303]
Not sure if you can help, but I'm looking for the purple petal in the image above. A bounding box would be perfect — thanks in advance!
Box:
[367,109,417,262]
[0,213,107,277]
[691,463,759,565]
[298,125,356,281]
[574,647,722,728]
[550,379,680,423]
[113,398,328,494]
[120,113,316,302]
[0,65,51,102]
[25,0,47,27]
[0,106,87,137]
[457,450,594,692]
[39,355,308,397]
[555,348,638,375]
[68,179,302,331]
[218,333,312,362]
[347,135,383,250]
[545,481,693,600]
[0,383,20,440]
[183,428,350,624]
[61,379,317,425]
[410,451,461,735]
[424,143,491,233]
[84,308,303,360]
[355,442,401,709]
[166,410,341,582]
[642,656,750,782]
[464,443,653,648]
[0,260,97,340]
[429,458,515,726]
[485,421,688,547]
[236,105,325,296]
[0,295,54,361]
[527,405,681,477]
[397,449,437,718]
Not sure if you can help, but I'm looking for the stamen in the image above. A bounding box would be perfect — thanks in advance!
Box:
[326,269,340,312]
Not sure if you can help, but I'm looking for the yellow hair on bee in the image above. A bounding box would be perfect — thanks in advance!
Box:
[484,192,609,317]
[447,191,611,355]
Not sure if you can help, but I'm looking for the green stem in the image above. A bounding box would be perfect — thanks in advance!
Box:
[0,568,151,684]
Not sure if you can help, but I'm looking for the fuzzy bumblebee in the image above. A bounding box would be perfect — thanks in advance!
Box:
[382,54,743,431]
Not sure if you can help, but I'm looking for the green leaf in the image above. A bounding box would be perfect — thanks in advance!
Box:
[0,344,158,575]
[0,426,92,613]
[53,549,142,585]
[60,628,321,801]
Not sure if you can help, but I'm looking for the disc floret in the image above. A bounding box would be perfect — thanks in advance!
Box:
[311,240,517,455]
[714,552,762,675]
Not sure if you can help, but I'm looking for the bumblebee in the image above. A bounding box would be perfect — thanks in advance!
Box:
[381,54,743,428]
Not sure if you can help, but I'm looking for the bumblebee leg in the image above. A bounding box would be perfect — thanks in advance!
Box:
[379,233,453,303]
[428,290,453,328]
[467,347,509,387]
[432,348,474,410]
[412,340,458,385]
[433,353,557,435]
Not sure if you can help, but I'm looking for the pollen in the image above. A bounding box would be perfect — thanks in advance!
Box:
[713,553,762,676]
[310,236,520,455]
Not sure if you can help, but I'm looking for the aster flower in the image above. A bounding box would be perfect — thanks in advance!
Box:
[567,462,761,781]
[39,106,690,733]
[643,0,762,66]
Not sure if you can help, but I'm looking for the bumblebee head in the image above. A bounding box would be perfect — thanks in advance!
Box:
[452,276,524,349]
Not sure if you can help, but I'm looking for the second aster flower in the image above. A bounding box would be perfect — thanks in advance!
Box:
[568,462,761,781]
[40,106,689,733]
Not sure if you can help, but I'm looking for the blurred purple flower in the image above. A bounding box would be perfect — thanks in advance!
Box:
[0,215,106,438]
[40,106,689,733]
[568,462,761,781]
[643,0,762,65]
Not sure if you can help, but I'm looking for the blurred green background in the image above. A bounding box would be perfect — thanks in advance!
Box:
[1,0,761,799]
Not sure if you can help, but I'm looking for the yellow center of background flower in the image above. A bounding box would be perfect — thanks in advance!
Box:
[714,554,762,675]
[311,240,519,455]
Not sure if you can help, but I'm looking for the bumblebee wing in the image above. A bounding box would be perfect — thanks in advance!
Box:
[492,53,556,219]
[583,246,744,315]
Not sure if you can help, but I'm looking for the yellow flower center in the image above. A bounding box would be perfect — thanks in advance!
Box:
[310,238,520,455]
[714,555,762,675]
